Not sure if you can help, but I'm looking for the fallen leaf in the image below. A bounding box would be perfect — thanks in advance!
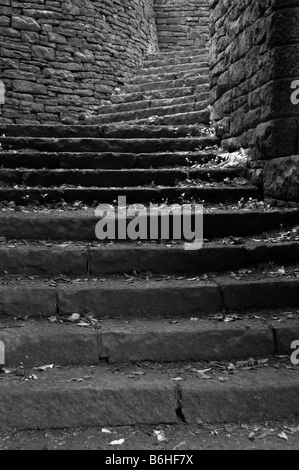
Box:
[109,439,125,446]
[192,368,212,374]
[36,364,54,371]
[77,321,90,327]
[154,430,167,442]
[278,432,288,441]
[102,428,112,434]
[48,316,58,323]
[199,373,212,380]
[67,313,81,323]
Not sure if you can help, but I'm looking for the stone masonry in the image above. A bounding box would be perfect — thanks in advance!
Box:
[0,0,158,125]
[210,0,299,201]
[154,0,209,50]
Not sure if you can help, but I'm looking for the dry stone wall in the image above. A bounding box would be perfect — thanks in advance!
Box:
[154,0,209,50]
[210,0,299,201]
[0,0,158,124]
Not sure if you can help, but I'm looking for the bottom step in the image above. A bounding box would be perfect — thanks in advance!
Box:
[0,363,298,429]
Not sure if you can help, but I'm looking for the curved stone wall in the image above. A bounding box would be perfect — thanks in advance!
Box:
[0,0,158,124]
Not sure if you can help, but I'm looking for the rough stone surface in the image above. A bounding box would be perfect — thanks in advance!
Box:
[0,286,56,317]
[100,320,274,362]
[0,245,88,276]
[0,366,299,429]
[0,322,99,366]
[0,368,177,429]
[57,281,222,318]
[181,368,299,423]
[221,279,299,311]
[273,321,299,356]
[264,156,299,202]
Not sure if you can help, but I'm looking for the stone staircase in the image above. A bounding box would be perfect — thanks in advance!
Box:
[85,47,211,126]
[0,46,299,434]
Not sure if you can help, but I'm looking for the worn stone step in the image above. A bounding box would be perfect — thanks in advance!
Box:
[139,62,209,78]
[1,317,294,367]
[80,318,296,364]
[127,67,209,85]
[1,274,299,318]
[1,364,299,430]
[0,124,212,139]
[96,96,195,116]
[0,366,177,429]
[122,75,208,93]
[0,240,298,276]
[0,150,219,170]
[159,41,209,52]
[0,167,243,188]
[146,47,209,60]
[142,53,209,69]
[81,124,212,139]
[123,108,210,126]
[85,102,209,125]
[110,85,209,104]
[0,136,219,153]
[1,208,298,241]
[0,185,260,205]
[95,94,209,116]
[1,364,298,429]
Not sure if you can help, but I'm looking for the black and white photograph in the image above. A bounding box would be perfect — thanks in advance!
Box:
[0,0,298,454]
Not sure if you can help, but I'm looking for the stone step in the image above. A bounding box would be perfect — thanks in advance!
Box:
[122,109,210,126]
[0,150,219,169]
[85,102,209,125]
[122,75,208,93]
[0,167,243,188]
[0,184,260,205]
[95,93,210,116]
[0,274,299,318]
[127,67,209,85]
[97,95,195,116]
[0,124,212,139]
[0,136,219,153]
[1,364,299,429]
[110,85,209,104]
[142,55,209,70]
[139,61,209,77]
[146,47,209,60]
[1,208,298,241]
[1,317,297,367]
[159,41,209,52]
[0,240,298,276]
